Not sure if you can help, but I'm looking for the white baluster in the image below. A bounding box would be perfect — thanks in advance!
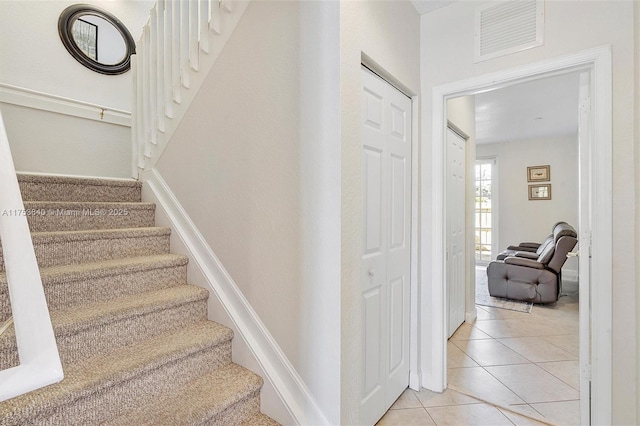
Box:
[163,0,174,118]
[209,0,221,34]
[189,0,199,70]
[142,25,152,159]
[149,8,158,145]
[180,0,191,88]
[172,0,182,102]
[199,0,209,53]
[155,1,166,132]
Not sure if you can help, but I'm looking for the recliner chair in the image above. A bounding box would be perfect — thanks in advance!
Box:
[487,222,578,303]
[495,221,567,261]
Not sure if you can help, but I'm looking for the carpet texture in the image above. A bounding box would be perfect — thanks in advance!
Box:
[0,173,279,425]
[475,266,533,313]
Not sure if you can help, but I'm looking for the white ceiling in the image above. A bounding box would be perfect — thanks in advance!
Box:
[472,72,580,144]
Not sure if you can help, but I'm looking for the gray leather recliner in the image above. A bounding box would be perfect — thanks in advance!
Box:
[487,222,578,304]
[495,221,567,261]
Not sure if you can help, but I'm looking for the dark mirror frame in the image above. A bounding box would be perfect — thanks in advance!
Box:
[58,4,136,75]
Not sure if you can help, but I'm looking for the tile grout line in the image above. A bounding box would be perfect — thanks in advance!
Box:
[448,384,559,426]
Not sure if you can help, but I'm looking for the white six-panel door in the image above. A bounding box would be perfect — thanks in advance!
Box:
[361,66,412,425]
[446,127,466,338]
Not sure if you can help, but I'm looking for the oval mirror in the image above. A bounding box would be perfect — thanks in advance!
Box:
[58,4,136,75]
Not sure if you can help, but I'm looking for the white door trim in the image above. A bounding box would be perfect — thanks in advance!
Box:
[422,45,612,425]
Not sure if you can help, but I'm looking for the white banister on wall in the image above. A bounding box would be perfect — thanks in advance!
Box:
[132,0,249,177]
[0,111,64,402]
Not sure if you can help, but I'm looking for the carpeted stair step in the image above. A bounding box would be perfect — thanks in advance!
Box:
[0,285,210,370]
[23,201,155,232]
[0,321,234,426]
[17,173,142,203]
[241,413,281,426]
[109,363,268,426]
[0,227,171,271]
[0,254,189,321]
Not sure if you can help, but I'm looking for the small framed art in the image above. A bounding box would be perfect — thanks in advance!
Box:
[527,165,550,182]
[528,184,551,200]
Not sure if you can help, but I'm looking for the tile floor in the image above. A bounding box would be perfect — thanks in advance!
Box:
[377,270,581,426]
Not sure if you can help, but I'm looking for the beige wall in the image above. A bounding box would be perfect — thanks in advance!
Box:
[340,1,421,423]
[422,1,636,423]
[636,0,640,422]
[155,1,342,422]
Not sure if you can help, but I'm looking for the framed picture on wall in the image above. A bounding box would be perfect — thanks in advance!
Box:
[529,184,551,200]
[527,165,550,182]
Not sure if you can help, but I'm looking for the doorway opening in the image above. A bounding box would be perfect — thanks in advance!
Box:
[422,47,612,426]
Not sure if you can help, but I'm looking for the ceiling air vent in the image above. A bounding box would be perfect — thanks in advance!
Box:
[475,0,544,63]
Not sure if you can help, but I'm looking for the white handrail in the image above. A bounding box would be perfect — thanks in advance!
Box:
[132,0,249,175]
[0,110,63,402]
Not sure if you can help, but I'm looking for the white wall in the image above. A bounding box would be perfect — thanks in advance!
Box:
[0,1,152,178]
[421,1,636,423]
[1,103,131,177]
[154,2,341,423]
[476,135,579,276]
[0,0,152,110]
[339,1,420,423]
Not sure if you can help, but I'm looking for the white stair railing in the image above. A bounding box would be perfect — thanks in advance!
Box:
[0,111,63,402]
[132,0,249,176]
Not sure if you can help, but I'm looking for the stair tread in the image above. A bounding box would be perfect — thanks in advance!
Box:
[109,363,265,425]
[0,285,209,347]
[240,413,281,426]
[0,254,189,286]
[17,173,142,188]
[24,201,155,208]
[0,320,233,419]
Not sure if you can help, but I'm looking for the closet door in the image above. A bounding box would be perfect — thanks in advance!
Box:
[360,66,411,425]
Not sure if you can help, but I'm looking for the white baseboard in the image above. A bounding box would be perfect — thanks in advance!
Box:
[141,168,328,426]
[0,83,130,127]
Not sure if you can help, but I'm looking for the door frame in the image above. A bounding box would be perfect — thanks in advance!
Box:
[420,46,612,424]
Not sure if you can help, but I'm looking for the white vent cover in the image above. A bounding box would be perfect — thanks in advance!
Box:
[474,0,544,63]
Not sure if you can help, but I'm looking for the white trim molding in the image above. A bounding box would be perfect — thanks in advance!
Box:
[0,83,131,127]
[142,168,329,426]
[424,45,612,425]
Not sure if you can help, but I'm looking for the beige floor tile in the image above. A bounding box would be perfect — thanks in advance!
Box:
[375,408,436,426]
[449,323,492,341]
[448,367,525,405]
[426,403,513,426]
[389,388,423,409]
[498,336,578,363]
[485,364,579,404]
[536,360,580,390]
[415,387,480,408]
[530,400,581,426]
[452,339,530,366]
[448,341,480,368]
[541,334,580,357]
[474,319,575,339]
[475,306,498,320]
[476,305,532,320]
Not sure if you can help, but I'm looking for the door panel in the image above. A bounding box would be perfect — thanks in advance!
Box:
[361,66,411,425]
[447,128,466,338]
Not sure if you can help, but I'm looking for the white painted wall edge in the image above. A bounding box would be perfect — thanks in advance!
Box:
[0,83,131,127]
[141,168,330,426]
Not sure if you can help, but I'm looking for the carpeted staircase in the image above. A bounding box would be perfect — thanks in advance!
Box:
[0,173,278,425]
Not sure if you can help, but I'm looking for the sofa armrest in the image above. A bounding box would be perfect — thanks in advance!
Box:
[513,251,539,260]
[504,256,545,269]
[506,245,537,252]
[518,242,541,249]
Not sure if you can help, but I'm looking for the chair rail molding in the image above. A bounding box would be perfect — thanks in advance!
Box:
[0,83,130,127]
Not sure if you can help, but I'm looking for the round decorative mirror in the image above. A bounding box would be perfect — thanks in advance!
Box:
[58,4,136,75]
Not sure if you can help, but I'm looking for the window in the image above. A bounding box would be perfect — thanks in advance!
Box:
[475,158,496,263]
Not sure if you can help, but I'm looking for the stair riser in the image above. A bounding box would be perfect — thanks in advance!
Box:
[0,234,170,271]
[3,343,233,426]
[18,180,142,203]
[0,264,188,322]
[24,206,155,232]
